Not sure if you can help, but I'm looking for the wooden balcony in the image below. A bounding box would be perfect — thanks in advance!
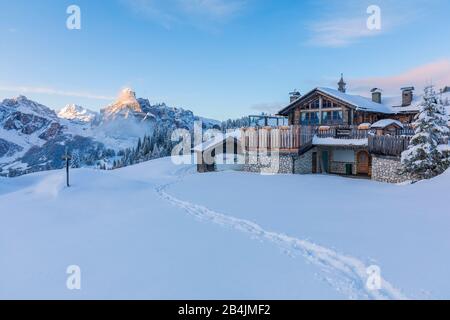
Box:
[241,126,301,152]
[241,124,416,154]
[314,126,369,139]
[368,136,411,156]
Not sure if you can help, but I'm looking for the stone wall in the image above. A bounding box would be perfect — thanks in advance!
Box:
[243,152,295,174]
[372,155,411,183]
[330,161,351,175]
[293,148,314,174]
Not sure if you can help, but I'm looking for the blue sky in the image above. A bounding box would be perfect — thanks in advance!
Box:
[0,0,449,120]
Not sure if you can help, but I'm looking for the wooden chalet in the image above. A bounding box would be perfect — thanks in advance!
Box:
[278,76,398,127]
[194,75,449,181]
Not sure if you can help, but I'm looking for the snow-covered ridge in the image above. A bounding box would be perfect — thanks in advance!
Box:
[0,95,64,166]
[0,90,219,176]
[0,95,57,120]
[58,104,98,123]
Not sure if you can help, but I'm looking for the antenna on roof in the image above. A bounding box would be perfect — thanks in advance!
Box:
[338,73,347,93]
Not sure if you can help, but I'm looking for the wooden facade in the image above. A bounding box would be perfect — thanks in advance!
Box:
[392,113,415,123]
[279,89,390,127]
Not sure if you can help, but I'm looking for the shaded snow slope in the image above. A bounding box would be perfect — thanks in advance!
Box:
[1,158,449,299]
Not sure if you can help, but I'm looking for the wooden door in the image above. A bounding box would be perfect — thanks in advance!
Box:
[357,151,370,175]
[321,151,329,173]
[312,152,317,173]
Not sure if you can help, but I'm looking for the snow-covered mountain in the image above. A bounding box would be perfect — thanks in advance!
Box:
[0,96,65,167]
[0,89,220,176]
[101,88,147,122]
[58,104,98,123]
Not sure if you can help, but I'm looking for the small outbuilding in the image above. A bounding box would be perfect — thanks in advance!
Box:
[193,130,244,173]
[370,119,404,136]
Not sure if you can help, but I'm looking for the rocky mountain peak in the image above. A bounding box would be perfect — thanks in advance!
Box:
[1,95,56,119]
[58,104,97,123]
[103,88,143,117]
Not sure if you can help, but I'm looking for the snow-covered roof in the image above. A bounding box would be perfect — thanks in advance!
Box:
[279,87,395,115]
[370,119,404,129]
[279,87,450,116]
[382,94,422,109]
[192,130,241,152]
[382,91,450,114]
[317,88,395,114]
[312,136,368,147]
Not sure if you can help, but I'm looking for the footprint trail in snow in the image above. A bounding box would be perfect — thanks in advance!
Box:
[156,172,407,300]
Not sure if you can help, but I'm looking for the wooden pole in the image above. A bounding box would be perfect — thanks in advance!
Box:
[66,157,70,187]
[62,151,72,187]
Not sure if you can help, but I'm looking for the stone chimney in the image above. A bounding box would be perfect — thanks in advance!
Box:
[371,88,382,103]
[289,90,301,103]
[338,74,346,93]
[401,87,415,106]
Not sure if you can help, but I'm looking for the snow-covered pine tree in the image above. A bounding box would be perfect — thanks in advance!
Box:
[151,143,161,159]
[71,150,81,168]
[401,86,450,180]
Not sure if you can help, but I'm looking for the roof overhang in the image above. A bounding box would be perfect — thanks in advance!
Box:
[278,87,396,116]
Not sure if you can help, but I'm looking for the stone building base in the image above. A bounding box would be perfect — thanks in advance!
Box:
[243,152,296,174]
[201,150,412,184]
[372,155,412,183]
[242,150,318,175]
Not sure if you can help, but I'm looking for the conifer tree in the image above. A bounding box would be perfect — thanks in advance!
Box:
[401,86,450,180]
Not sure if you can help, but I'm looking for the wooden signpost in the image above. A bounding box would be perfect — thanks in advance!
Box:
[335,128,352,138]
[62,150,72,187]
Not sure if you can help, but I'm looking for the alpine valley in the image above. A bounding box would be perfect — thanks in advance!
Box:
[0,88,220,177]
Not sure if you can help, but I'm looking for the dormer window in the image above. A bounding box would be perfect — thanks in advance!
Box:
[323,100,332,108]
[311,99,320,109]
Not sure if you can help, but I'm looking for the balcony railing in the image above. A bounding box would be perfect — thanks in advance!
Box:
[241,126,301,151]
[240,124,417,153]
[315,126,369,139]
[368,136,411,156]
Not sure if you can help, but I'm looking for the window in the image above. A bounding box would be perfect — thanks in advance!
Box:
[322,111,332,123]
[321,111,343,124]
[323,100,333,108]
[300,112,320,125]
[334,150,355,162]
[311,99,320,109]
[332,111,343,122]
[301,113,308,125]
[267,118,277,127]
[310,112,320,124]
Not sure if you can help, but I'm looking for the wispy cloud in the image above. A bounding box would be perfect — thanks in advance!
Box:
[0,85,115,101]
[306,1,417,48]
[307,17,382,47]
[349,59,450,95]
[121,0,247,29]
